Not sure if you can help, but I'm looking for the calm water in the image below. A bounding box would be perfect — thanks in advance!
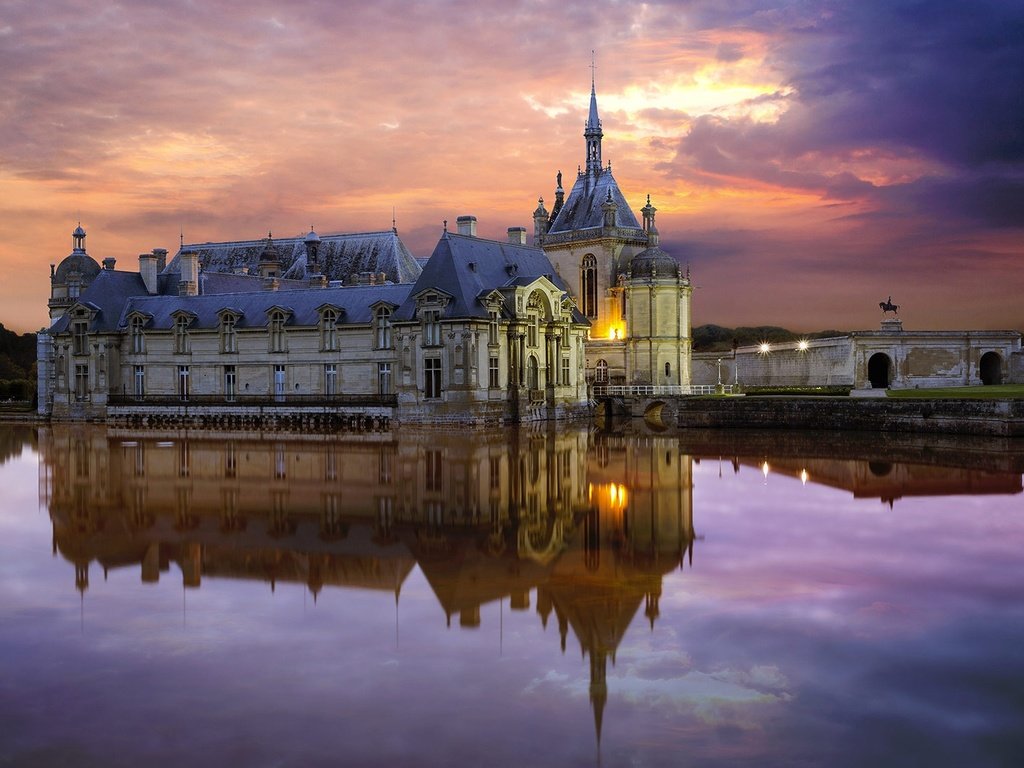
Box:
[1,423,1023,767]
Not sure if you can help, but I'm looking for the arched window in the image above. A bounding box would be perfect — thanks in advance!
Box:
[527,355,539,390]
[596,359,609,384]
[269,311,286,352]
[375,307,392,349]
[581,254,598,319]
[321,309,338,351]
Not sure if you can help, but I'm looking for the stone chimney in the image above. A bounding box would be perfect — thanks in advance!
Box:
[264,276,280,291]
[533,197,549,245]
[456,215,477,237]
[153,248,168,273]
[507,227,527,245]
[308,274,327,289]
[139,253,158,294]
[178,249,199,296]
[102,257,116,271]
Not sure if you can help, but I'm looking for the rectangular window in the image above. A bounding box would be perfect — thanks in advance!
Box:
[488,311,499,346]
[134,365,145,399]
[72,321,89,355]
[424,357,442,399]
[269,312,286,353]
[423,310,441,346]
[177,365,190,401]
[130,318,145,354]
[561,356,570,386]
[425,450,443,492]
[274,364,286,402]
[527,316,538,348]
[74,363,89,401]
[224,365,237,402]
[222,317,237,353]
[378,362,392,395]
[488,355,499,388]
[324,363,337,396]
[321,311,338,352]
[174,316,190,354]
[376,308,393,349]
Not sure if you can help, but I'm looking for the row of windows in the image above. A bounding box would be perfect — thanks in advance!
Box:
[126,308,396,355]
[130,363,397,401]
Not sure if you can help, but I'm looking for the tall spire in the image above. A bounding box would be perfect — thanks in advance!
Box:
[585,51,603,176]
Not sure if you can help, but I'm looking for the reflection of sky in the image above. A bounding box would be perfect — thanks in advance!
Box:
[3,439,1024,766]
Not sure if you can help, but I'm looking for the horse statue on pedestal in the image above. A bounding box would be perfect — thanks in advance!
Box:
[879,296,899,315]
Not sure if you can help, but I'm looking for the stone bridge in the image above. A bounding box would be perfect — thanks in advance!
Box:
[593,385,736,428]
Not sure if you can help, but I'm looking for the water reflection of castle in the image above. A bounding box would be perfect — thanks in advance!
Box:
[40,426,696,742]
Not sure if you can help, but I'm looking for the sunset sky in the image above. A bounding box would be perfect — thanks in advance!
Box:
[1,0,1022,334]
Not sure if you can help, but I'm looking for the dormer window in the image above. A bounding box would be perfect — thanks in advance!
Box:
[72,320,89,356]
[269,310,287,353]
[422,309,442,347]
[375,307,393,349]
[488,310,499,346]
[173,315,191,354]
[321,309,338,352]
[129,316,146,354]
[221,314,237,353]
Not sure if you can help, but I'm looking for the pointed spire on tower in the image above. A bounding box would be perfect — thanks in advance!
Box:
[585,51,604,177]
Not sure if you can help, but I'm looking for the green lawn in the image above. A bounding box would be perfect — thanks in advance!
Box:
[886,384,1024,399]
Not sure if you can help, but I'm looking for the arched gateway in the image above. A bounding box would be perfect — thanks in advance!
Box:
[867,353,892,389]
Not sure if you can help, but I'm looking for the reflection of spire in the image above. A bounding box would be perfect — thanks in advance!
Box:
[590,649,608,755]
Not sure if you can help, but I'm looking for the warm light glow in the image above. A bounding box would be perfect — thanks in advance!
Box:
[596,482,629,511]
[797,340,809,351]
[762,461,770,478]
[759,342,771,354]
[607,322,626,341]
[800,469,809,485]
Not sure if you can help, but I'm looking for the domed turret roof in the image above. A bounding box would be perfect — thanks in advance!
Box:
[54,251,101,283]
[628,244,680,279]
[304,228,320,244]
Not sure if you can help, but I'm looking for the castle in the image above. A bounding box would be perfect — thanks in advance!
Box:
[37,80,693,425]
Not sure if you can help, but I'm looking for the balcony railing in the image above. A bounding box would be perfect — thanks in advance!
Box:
[107,393,398,407]
[592,384,733,397]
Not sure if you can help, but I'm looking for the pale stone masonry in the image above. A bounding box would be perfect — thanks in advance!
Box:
[39,226,591,425]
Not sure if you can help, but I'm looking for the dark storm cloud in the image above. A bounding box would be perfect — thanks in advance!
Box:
[664,0,1024,225]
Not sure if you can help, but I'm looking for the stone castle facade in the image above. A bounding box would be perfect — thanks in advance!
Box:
[38,81,694,425]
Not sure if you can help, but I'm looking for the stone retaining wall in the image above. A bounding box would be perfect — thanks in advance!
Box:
[673,397,1024,437]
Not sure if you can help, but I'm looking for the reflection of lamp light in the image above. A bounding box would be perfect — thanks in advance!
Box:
[761,461,770,482]
[800,468,809,485]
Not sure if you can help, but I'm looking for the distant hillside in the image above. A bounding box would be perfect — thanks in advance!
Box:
[693,324,847,352]
[0,323,36,380]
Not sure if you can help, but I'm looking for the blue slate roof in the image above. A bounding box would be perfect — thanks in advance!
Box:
[547,169,642,234]
[120,284,413,330]
[396,233,585,323]
[163,231,422,285]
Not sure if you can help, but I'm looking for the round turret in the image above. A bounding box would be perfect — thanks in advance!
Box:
[628,245,680,280]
